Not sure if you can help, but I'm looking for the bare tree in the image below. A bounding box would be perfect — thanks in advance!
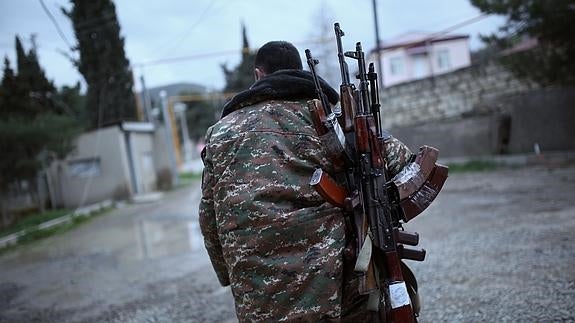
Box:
[307,1,339,88]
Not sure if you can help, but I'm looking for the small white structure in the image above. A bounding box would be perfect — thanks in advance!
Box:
[370,32,471,87]
[49,122,162,208]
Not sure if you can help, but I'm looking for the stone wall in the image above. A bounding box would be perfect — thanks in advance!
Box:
[381,61,537,128]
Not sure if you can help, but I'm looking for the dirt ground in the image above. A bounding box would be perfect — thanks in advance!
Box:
[0,164,574,322]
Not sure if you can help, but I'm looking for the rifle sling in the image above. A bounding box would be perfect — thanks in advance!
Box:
[354,233,372,273]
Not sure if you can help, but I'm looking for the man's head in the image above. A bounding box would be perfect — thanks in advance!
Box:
[254,41,303,81]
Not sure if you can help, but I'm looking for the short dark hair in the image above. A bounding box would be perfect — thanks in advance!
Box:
[254,41,303,74]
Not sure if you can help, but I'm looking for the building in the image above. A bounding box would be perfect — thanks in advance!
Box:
[48,122,169,208]
[370,32,471,87]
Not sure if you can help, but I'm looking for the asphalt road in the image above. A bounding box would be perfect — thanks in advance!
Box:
[0,164,574,322]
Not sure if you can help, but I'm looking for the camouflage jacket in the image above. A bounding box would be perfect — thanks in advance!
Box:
[199,70,412,322]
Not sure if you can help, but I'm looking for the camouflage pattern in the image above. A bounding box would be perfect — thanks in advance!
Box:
[199,99,412,322]
[384,136,414,177]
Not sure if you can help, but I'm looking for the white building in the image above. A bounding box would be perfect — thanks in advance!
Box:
[369,32,471,87]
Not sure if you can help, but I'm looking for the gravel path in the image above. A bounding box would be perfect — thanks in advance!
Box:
[408,165,575,322]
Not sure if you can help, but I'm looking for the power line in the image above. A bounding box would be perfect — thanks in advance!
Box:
[135,37,330,67]
[38,0,74,51]
[136,48,242,67]
[375,14,489,53]
[137,15,488,69]
[159,0,220,57]
[427,14,489,40]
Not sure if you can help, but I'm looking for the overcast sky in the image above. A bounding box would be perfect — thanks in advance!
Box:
[0,0,505,92]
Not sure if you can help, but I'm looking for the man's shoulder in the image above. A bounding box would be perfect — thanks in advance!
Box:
[209,99,312,141]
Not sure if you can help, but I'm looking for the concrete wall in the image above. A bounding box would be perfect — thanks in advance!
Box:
[56,126,132,208]
[389,87,575,158]
[391,114,501,158]
[501,87,575,154]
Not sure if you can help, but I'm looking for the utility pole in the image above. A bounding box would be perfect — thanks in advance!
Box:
[174,102,193,161]
[372,0,384,87]
[140,75,153,122]
[160,91,179,188]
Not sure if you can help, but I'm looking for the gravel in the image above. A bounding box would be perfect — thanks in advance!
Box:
[408,165,575,322]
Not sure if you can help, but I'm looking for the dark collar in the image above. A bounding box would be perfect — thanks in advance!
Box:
[221,69,339,118]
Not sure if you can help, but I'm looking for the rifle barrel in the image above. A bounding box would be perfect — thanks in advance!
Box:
[334,22,350,85]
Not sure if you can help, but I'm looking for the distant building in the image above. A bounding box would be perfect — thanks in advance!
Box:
[370,32,471,87]
[48,122,169,208]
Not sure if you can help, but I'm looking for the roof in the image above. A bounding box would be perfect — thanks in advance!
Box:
[374,31,469,52]
[501,37,539,55]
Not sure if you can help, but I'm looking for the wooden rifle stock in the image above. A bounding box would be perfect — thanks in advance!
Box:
[309,168,347,208]
[339,85,356,132]
[307,99,329,136]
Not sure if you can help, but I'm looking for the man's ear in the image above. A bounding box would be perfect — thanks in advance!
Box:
[254,68,265,81]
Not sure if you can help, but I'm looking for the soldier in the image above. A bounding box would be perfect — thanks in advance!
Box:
[199,41,412,321]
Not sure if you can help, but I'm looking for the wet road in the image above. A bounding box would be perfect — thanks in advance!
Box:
[0,184,236,323]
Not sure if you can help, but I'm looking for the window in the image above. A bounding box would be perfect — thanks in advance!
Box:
[389,57,404,76]
[68,158,101,178]
[412,54,429,79]
[437,49,451,70]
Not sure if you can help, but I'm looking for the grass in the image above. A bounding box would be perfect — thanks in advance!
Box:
[0,208,70,237]
[0,206,113,254]
[447,160,501,173]
[178,171,202,185]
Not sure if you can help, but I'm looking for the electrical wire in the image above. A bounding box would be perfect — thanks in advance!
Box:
[135,37,330,67]
[38,0,74,51]
[156,0,220,58]
[394,14,489,50]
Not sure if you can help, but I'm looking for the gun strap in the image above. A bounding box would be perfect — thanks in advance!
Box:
[367,290,380,311]
[354,233,372,272]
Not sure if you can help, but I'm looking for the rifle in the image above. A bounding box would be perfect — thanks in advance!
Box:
[343,41,418,322]
[305,48,358,214]
[304,49,352,172]
[306,23,448,322]
[334,23,355,133]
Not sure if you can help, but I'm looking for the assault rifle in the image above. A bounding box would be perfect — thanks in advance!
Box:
[305,23,448,322]
[345,40,418,322]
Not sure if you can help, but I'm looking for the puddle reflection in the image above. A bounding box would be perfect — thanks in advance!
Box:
[136,217,203,260]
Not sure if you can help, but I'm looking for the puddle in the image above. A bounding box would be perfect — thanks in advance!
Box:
[135,217,203,260]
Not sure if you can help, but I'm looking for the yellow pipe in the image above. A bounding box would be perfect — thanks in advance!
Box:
[167,99,182,167]
[165,91,238,167]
